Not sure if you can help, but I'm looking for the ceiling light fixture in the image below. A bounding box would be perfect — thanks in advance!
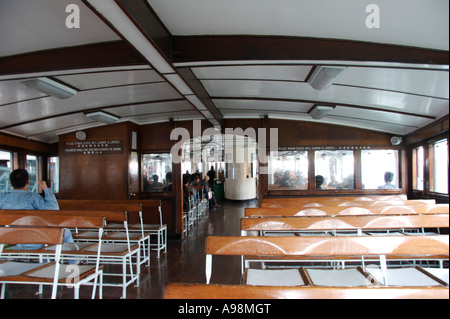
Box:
[21,77,77,99]
[86,111,120,124]
[307,66,347,90]
[308,105,335,119]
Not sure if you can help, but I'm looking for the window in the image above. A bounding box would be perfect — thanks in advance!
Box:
[412,146,424,191]
[26,155,39,192]
[315,150,354,189]
[48,157,60,193]
[0,150,13,193]
[268,151,308,190]
[142,153,172,192]
[361,150,399,189]
[429,139,448,194]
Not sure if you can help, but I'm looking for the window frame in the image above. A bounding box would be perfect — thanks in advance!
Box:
[266,146,403,196]
[141,152,173,193]
[409,132,449,201]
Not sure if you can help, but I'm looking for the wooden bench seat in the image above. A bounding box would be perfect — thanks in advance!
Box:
[0,213,105,299]
[58,200,167,258]
[57,203,152,263]
[261,199,436,208]
[164,283,449,299]
[241,214,449,236]
[246,204,449,218]
[0,209,139,299]
[263,195,408,203]
[205,235,449,289]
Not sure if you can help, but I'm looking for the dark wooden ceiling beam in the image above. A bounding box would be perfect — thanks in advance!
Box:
[117,0,172,60]
[177,67,224,127]
[115,0,224,126]
[172,35,449,65]
[0,41,146,77]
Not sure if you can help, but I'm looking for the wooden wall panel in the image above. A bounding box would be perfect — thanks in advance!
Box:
[58,123,130,200]
[268,119,392,147]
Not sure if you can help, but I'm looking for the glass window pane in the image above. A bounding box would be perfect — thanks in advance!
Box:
[142,153,172,192]
[430,139,448,194]
[0,150,13,193]
[268,151,308,190]
[361,150,399,189]
[314,150,354,190]
[49,157,60,193]
[26,155,39,193]
[412,146,424,191]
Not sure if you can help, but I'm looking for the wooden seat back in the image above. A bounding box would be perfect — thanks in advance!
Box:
[58,202,142,213]
[241,214,449,234]
[261,199,436,208]
[0,211,105,229]
[164,283,449,299]
[0,226,64,246]
[263,195,408,203]
[245,204,449,217]
[58,199,160,208]
[1,209,126,223]
[206,235,449,257]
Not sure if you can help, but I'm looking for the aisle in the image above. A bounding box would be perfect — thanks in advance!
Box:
[126,199,259,299]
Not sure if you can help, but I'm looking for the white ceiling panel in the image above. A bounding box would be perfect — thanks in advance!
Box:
[129,110,203,125]
[0,80,47,105]
[213,99,312,113]
[108,100,195,118]
[148,0,449,50]
[331,105,433,130]
[0,1,447,143]
[0,82,182,126]
[55,69,164,90]
[0,0,120,57]
[335,67,449,99]
[192,65,312,82]
[2,113,95,141]
[201,79,448,117]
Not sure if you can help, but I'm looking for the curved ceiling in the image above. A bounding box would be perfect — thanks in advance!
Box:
[0,0,448,144]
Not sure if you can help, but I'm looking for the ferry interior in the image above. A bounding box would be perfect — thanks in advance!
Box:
[0,0,448,300]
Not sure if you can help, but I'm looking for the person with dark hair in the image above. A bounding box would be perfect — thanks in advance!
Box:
[0,169,76,256]
[183,173,195,212]
[148,174,163,190]
[0,169,59,210]
[379,171,397,189]
[315,175,324,190]
[207,166,216,188]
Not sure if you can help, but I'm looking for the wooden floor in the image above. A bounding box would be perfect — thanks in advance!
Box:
[3,199,259,299]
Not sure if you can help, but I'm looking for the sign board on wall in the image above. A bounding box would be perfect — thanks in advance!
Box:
[63,140,123,155]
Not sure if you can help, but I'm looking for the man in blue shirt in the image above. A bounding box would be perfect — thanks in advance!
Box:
[0,169,75,252]
[0,169,59,210]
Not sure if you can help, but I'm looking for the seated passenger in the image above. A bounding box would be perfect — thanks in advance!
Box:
[279,171,293,187]
[315,175,324,190]
[379,171,397,189]
[148,174,163,190]
[0,169,76,262]
[183,174,195,211]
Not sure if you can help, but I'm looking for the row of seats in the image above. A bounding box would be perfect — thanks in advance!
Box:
[58,200,167,259]
[1,199,167,299]
[0,211,106,299]
[183,186,209,234]
[57,200,167,298]
[165,195,449,299]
